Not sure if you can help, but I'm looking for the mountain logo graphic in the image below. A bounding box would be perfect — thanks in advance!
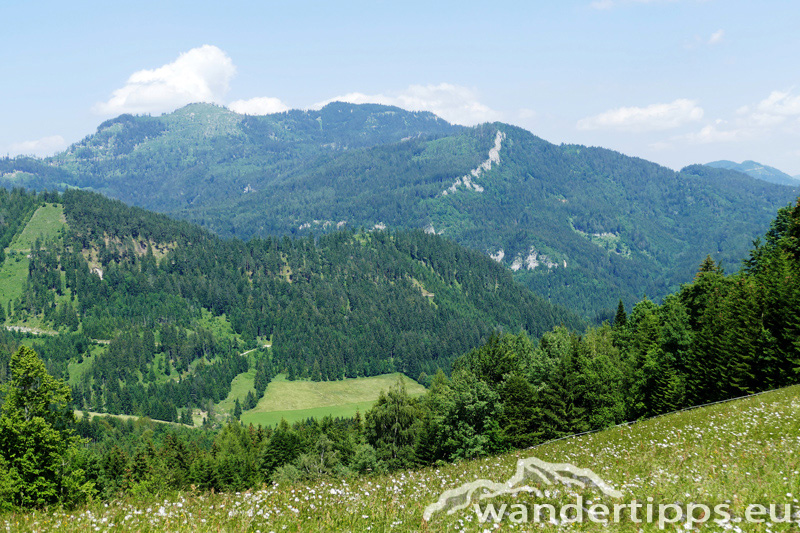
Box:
[423,456,623,522]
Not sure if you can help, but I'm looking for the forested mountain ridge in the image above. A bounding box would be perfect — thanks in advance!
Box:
[6,103,460,213]
[1,103,796,317]
[706,159,800,186]
[0,188,581,422]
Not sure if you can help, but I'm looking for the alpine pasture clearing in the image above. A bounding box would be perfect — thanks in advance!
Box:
[215,367,257,418]
[0,203,66,310]
[11,203,66,251]
[13,384,800,532]
[241,373,426,426]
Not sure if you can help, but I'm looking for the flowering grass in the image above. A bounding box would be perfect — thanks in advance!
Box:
[7,384,799,532]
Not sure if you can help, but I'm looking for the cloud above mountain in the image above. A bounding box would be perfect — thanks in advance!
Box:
[755,89,800,117]
[229,97,289,115]
[94,45,236,115]
[93,46,493,126]
[675,89,800,146]
[313,83,499,125]
[577,99,704,132]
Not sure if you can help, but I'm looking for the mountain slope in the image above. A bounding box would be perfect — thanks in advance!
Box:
[2,103,797,317]
[1,189,581,421]
[706,159,800,186]
[41,102,460,213]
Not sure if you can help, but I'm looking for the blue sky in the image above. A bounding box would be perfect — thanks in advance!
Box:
[3,0,799,174]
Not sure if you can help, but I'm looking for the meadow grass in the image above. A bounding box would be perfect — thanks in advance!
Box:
[0,253,29,312]
[240,373,426,427]
[10,384,799,532]
[67,345,104,386]
[216,368,257,418]
[241,400,380,427]
[11,203,65,251]
[1,203,66,315]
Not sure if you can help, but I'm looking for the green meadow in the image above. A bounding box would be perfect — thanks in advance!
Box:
[0,203,66,313]
[215,366,257,418]
[241,372,426,426]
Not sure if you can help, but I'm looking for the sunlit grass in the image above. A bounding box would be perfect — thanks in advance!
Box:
[0,252,29,312]
[11,203,65,251]
[242,400,380,427]
[241,372,426,427]
[1,203,67,317]
[10,385,799,531]
[215,367,257,418]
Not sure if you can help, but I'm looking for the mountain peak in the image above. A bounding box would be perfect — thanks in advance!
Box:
[705,159,799,187]
[174,102,235,115]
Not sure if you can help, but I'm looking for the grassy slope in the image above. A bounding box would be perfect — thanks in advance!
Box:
[67,345,104,386]
[14,384,800,531]
[215,367,257,418]
[241,373,426,427]
[0,203,65,313]
[11,203,65,250]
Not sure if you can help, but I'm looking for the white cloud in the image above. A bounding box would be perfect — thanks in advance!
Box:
[708,29,724,45]
[577,99,704,132]
[748,112,787,127]
[756,89,800,116]
[7,135,67,157]
[678,90,800,147]
[228,96,289,115]
[734,92,798,126]
[682,123,747,144]
[94,45,236,115]
[313,83,499,125]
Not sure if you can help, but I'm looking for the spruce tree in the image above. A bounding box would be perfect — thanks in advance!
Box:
[499,374,542,448]
[260,419,303,479]
[614,299,627,328]
[0,346,94,508]
[726,279,760,395]
[625,299,661,418]
[536,360,570,441]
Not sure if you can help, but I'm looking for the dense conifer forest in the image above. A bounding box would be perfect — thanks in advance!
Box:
[1,188,580,424]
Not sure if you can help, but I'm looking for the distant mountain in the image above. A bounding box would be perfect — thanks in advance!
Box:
[2,103,797,318]
[706,160,800,186]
